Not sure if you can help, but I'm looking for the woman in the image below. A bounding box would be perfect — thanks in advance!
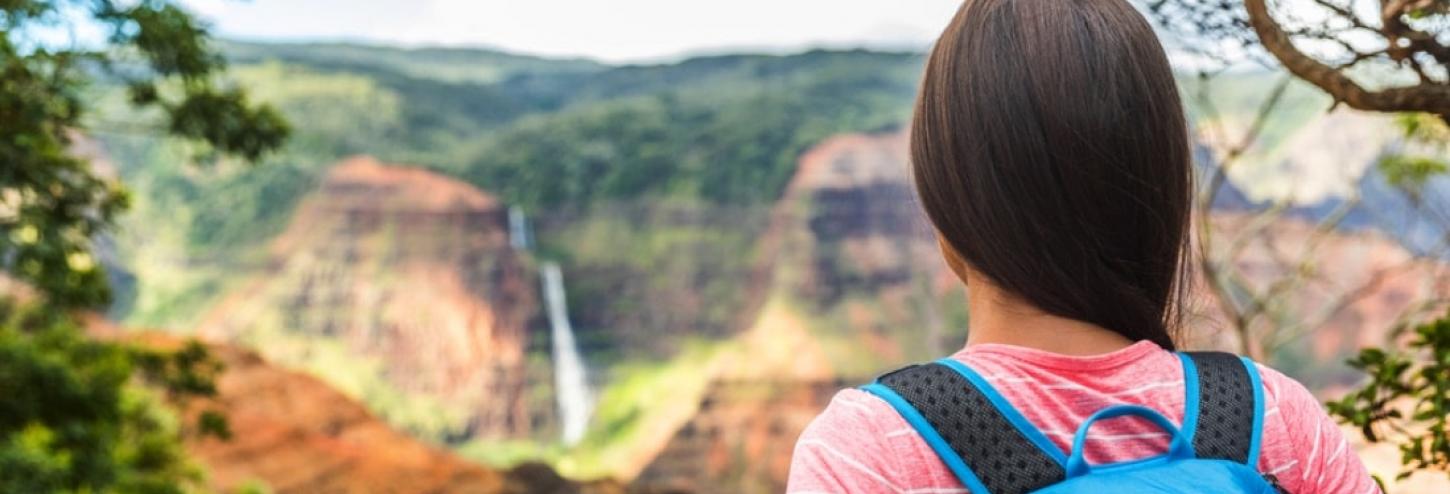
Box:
[786,0,1377,492]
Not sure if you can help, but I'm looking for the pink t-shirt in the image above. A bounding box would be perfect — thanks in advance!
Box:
[787,341,1379,493]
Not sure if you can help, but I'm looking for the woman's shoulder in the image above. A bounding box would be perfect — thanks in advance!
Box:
[1246,360,1381,493]
[788,389,902,491]
[796,388,902,444]
[788,388,960,493]
[1247,360,1321,412]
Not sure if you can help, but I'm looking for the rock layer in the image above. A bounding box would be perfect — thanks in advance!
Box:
[200,156,539,440]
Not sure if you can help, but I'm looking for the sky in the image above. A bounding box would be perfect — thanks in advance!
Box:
[178,0,967,63]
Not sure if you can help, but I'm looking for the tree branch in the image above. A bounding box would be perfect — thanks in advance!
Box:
[1245,0,1450,118]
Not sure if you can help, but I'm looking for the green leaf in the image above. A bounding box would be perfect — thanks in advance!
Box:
[1335,310,1450,481]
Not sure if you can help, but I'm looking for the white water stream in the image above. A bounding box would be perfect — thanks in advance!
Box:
[508,206,531,250]
[541,262,592,445]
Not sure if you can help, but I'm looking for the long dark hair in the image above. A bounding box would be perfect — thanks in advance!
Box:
[911,0,1192,350]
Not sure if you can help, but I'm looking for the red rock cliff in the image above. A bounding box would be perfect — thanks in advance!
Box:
[199,156,539,440]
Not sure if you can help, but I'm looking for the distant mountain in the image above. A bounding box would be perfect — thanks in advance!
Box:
[1195,109,1449,258]
[1269,164,1450,258]
[218,40,605,84]
[500,49,922,110]
[1350,171,1450,256]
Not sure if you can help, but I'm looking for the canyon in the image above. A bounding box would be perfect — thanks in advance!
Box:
[108,131,1447,493]
[20,38,1435,494]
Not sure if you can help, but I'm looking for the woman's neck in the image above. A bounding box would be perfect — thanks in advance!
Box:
[962,273,1136,356]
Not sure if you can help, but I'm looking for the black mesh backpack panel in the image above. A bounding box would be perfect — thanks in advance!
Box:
[1183,351,1258,464]
[869,353,1261,493]
[877,363,1066,494]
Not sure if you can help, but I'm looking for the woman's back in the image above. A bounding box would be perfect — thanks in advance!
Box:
[788,0,1380,489]
[787,341,1377,493]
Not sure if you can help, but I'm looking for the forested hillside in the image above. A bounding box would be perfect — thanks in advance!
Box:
[103,42,921,325]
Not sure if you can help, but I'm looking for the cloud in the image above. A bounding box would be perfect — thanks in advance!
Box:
[179,0,961,62]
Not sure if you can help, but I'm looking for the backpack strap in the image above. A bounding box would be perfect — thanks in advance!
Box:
[1178,351,1266,467]
[860,359,1067,494]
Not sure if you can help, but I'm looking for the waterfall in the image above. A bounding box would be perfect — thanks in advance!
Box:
[541,262,592,445]
[508,206,531,250]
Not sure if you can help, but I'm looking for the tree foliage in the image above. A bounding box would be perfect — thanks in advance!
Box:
[1329,312,1450,483]
[1334,114,1450,487]
[0,299,228,493]
[1,1,285,491]
[1,0,288,309]
[459,52,916,210]
[1381,113,1450,199]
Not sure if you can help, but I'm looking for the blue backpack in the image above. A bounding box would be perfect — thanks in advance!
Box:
[861,351,1288,493]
